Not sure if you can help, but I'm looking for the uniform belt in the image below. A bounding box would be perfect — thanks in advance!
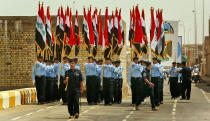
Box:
[103,77,113,79]
[131,77,142,79]
[35,75,45,78]
[86,75,97,77]
[46,77,55,79]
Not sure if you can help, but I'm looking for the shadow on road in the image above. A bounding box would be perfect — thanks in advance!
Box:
[195,82,210,93]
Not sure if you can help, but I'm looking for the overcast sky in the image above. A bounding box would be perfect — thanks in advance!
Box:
[0,0,209,44]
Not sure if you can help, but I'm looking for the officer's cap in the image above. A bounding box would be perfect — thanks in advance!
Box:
[37,56,43,59]
[146,62,151,67]
[157,59,161,63]
[152,57,158,60]
[69,59,74,63]
[116,60,121,64]
[133,57,139,61]
[172,62,176,65]
[74,58,78,62]
[140,60,144,63]
[88,56,93,59]
[105,58,111,61]
[98,59,103,62]
[63,56,68,60]
[181,61,186,66]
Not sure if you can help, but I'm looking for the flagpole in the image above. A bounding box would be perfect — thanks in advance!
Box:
[58,39,65,87]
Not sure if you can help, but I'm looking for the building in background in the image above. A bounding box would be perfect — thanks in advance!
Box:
[0,16,129,96]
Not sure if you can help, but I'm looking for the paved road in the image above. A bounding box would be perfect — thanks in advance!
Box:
[1,81,210,121]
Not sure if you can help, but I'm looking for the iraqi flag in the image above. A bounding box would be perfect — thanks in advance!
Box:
[103,8,111,59]
[65,7,70,38]
[157,10,165,57]
[141,9,148,54]
[82,8,91,54]
[75,10,80,56]
[35,3,46,51]
[46,7,54,57]
[150,7,157,54]
[92,9,98,57]
[97,9,103,47]
[133,6,143,57]
[59,7,65,41]
[117,9,124,55]
[65,8,72,56]
[113,10,119,55]
[129,8,135,48]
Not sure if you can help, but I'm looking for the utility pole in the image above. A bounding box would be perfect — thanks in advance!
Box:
[178,20,186,56]
[193,0,198,64]
[202,0,205,62]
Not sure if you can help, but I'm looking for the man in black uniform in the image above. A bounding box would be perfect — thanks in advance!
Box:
[64,59,83,119]
[142,62,158,111]
[176,61,192,100]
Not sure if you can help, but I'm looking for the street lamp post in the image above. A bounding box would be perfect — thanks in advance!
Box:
[192,0,199,64]
[178,20,186,56]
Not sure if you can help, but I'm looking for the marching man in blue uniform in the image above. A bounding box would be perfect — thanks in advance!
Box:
[58,57,70,105]
[32,56,46,104]
[151,57,162,106]
[103,58,114,105]
[128,57,144,110]
[85,57,99,105]
[113,60,123,104]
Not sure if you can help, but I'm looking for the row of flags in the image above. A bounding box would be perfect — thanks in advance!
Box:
[82,7,125,58]
[35,3,125,61]
[129,6,165,58]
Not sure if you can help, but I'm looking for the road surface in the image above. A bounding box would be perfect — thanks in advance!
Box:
[1,81,210,121]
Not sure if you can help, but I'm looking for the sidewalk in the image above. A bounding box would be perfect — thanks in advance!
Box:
[201,76,210,83]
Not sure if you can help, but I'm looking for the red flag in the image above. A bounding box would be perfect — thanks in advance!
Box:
[97,9,103,46]
[68,9,76,46]
[134,6,142,44]
[103,8,109,49]
[87,7,95,45]
[118,9,123,46]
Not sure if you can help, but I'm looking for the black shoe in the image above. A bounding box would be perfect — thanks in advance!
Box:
[62,102,67,105]
[74,113,79,119]
[94,102,98,105]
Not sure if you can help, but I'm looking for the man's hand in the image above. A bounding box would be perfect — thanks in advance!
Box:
[80,89,83,95]
[150,83,154,87]
[64,77,68,84]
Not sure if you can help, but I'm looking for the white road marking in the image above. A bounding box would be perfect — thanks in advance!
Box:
[83,110,89,114]
[200,89,210,104]
[90,107,96,109]
[36,108,45,112]
[47,106,53,109]
[122,120,127,121]
[126,115,130,119]
[171,100,177,121]
[25,113,33,116]
[11,116,21,121]
[129,111,134,115]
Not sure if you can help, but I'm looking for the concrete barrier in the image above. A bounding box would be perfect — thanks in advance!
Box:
[0,88,37,110]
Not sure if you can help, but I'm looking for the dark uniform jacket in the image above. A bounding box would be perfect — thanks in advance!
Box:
[65,69,83,92]
[142,68,151,87]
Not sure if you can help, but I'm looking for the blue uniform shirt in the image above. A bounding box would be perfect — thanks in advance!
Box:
[103,64,114,78]
[57,63,70,80]
[32,61,46,83]
[85,62,98,76]
[159,65,164,78]
[128,62,144,85]
[76,64,81,70]
[168,67,179,77]
[151,63,161,77]
[45,65,57,78]
[113,66,123,79]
